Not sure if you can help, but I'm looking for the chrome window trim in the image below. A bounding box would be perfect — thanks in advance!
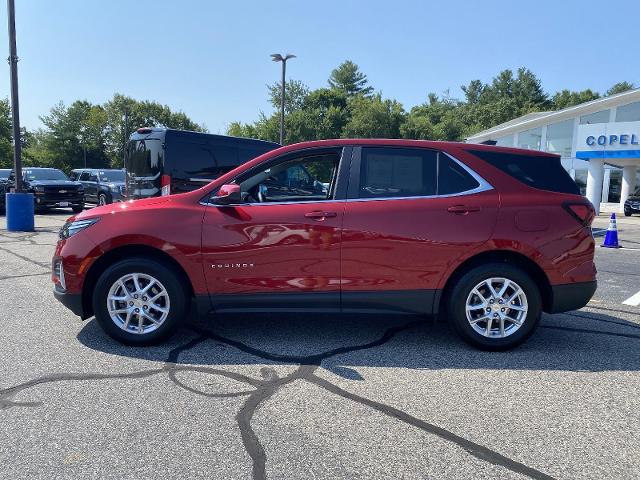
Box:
[189,178,215,183]
[200,150,493,207]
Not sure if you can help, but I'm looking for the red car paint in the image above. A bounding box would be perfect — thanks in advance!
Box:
[53,139,596,320]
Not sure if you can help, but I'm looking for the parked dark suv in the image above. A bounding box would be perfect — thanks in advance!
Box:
[53,139,596,351]
[10,167,84,213]
[0,168,10,212]
[124,128,279,199]
[623,188,640,216]
[70,168,125,206]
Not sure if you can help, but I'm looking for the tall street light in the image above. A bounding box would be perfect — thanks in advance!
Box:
[270,53,295,145]
[5,0,34,231]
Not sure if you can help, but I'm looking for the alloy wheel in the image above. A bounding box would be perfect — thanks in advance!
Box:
[106,273,170,335]
[465,277,528,338]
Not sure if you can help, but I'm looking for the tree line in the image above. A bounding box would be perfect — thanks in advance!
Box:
[0,61,634,171]
[228,61,634,144]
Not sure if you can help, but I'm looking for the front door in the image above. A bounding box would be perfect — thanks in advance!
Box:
[201,148,348,312]
[340,146,499,314]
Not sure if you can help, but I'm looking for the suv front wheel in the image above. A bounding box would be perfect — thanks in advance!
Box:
[446,263,541,351]
[92,257,188,345]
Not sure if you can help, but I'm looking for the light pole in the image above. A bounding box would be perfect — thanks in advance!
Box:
[5,0,34,232]
[270,53,295,145]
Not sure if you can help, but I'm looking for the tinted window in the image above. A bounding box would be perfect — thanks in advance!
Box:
[0,169,10,180]
[237,153,339,203]
[88,173,98,182]
[24,169,68,181]
[171,142,223,179]
[359,148,437,198]
[126,139,164,177]
[468,149,580,195]
[99,170,125,182]
[438,155,480,194]
[79,171,91,181]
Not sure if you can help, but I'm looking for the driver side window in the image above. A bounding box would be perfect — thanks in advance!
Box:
[238,152,340,204]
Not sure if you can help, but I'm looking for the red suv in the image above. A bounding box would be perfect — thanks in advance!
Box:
[53,140,596,350]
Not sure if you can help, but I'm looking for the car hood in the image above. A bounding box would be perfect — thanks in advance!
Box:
[74,195,173,220]
[28,180,82,188]
[627,194,640,202]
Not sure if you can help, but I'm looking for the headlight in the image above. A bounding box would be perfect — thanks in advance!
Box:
[33,185,45,192]
[59,218,99,240]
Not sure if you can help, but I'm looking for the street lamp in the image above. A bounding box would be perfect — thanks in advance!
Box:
[270,53,295,145]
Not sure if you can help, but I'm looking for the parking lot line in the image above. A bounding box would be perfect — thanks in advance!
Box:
[622,289,640,306]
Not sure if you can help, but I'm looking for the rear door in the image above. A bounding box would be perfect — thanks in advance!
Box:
[201,147,349,312]
[340,146,499,314]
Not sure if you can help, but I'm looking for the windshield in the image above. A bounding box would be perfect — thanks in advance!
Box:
[24,169,68,181]
[99,170,125,183]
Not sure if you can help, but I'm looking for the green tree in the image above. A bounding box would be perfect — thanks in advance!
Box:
[343,94,405,138]
[328,60,373,97]
[267,79,310,114]
[606,81,634,96]
[0,98,13,168]
[551,89,600,109]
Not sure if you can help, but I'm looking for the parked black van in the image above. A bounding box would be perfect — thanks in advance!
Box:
[124,128,280,199]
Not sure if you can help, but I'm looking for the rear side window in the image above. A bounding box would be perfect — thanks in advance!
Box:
[468,149,579,194]
[359,148,437,198]
[358,148,480,199]
[438,155,480,195]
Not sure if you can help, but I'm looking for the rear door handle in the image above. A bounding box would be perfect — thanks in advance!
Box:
[447,205,481,214]
[305,211,337,220]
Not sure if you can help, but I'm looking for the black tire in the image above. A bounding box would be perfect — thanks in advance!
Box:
[72,205,84,213]
[446,263,542,351]
[92,257,189,345]
[624,209,632,217]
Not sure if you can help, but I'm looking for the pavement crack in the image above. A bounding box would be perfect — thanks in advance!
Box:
[307,373,557,480]
[0,244,50,269]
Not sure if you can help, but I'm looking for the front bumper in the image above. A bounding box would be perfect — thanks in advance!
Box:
[548,280,597,313]
[53,286,86,318]
[35,195,84,208]
[624,202,640,213]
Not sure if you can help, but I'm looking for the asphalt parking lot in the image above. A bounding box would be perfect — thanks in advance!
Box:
[1,210,639,480]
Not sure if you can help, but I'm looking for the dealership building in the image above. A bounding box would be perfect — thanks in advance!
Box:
[466,88,640,214]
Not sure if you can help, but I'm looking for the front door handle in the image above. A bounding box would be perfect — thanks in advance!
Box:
[305,211,337,220]
[447,205,481,214]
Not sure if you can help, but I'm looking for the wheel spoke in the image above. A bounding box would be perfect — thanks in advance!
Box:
[109,295,128,302]
[123,310,133,329]
[111,308,129,315]
[508,304,527,312]
[469,314,489,325]
[497,279,510,299]
[484,316,493,336]
[137,313,144,333]
[141,280,156,294]
[142,311,160,324]
[499,316,505,337]
[506,287,523,303]
[132,274,141,293]
[466,303,485,311]
[150,304,168,314]
[486,280,499,298]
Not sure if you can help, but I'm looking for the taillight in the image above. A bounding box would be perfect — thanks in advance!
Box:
[161,175,171,196]
[563,202,595,226]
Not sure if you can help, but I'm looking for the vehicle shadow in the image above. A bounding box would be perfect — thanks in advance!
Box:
[76,309,640,373]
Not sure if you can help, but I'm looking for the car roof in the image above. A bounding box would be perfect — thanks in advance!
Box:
[271,138,559,158]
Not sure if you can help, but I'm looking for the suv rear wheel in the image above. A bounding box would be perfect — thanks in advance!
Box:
[92,257,188,345]
[446,263,541,350]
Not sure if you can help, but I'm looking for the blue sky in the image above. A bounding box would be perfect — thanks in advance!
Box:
[1,0,638,134]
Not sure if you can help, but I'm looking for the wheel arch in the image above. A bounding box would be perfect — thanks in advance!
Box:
[81,244,195,319]
[436,250,553,315]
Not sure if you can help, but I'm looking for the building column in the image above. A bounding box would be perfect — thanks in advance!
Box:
[586,159,604,215]
[601,168,611,203]
[619,165,638,214]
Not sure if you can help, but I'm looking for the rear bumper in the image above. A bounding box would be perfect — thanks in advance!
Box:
[548,281,597,313]
[53,287,86,318]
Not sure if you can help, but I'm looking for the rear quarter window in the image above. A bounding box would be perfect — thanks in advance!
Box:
[467,149,580,195]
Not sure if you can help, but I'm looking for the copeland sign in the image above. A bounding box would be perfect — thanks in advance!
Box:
[576,121,640,159]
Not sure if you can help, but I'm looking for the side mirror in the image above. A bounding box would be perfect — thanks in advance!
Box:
[213,184,241,205]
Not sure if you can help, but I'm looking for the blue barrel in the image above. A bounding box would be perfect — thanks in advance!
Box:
[6,192,35,232]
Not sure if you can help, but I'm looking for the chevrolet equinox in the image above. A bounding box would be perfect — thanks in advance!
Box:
[53,140,597,350]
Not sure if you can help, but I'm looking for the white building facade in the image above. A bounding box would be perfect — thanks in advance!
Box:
[466,89,640,214]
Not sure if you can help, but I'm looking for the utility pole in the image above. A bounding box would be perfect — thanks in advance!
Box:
[270,53,295,145]
[7,0,22,192]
